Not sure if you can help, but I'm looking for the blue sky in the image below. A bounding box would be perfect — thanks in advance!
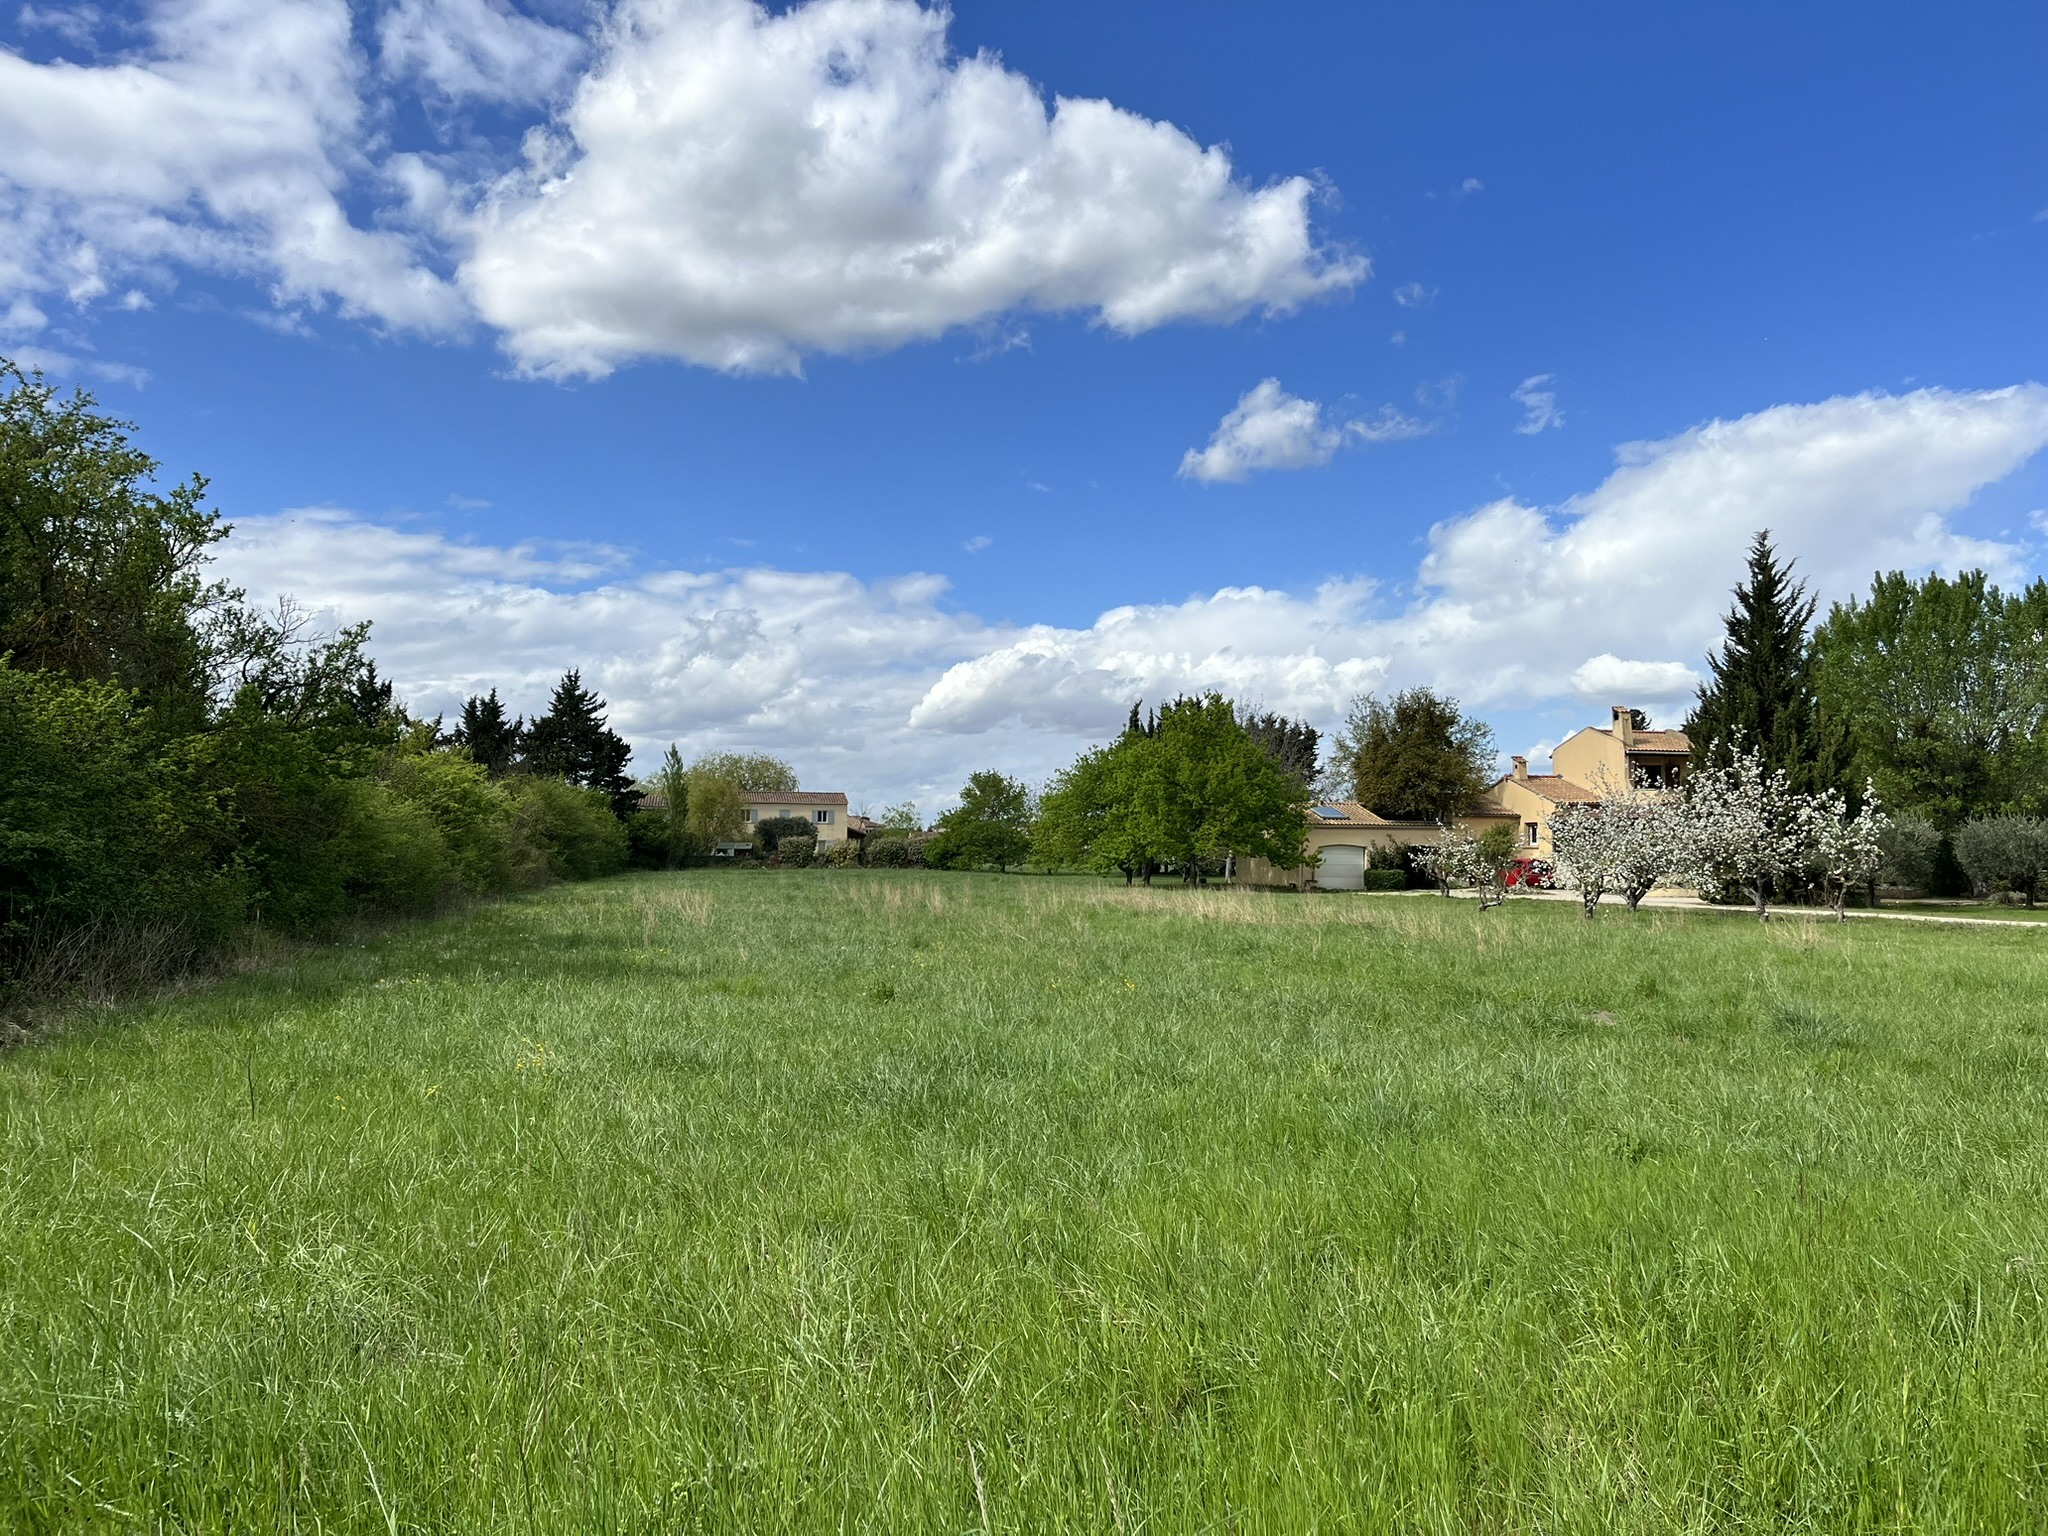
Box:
[4,0,2046,808]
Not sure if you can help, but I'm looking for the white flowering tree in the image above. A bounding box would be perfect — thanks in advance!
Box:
[1546,802,1614,918]
[1808,785,1891,921]
[1678,747,1814,922]
[1412,823,1518,906]
[1412,825,1481,898]
[1549,770,1688,919]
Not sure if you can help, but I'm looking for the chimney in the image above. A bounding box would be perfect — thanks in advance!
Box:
[1611,705,1636,749]
[1511,755,1529,783]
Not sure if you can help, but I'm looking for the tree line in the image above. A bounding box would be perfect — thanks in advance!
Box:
[0,363,669,1007]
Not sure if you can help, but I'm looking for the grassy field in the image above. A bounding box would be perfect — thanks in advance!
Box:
[5,873,2048,1532]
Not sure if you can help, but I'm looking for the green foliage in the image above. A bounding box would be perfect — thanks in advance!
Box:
[0,361,230,734]
[520,670,639,816]
[691,752,799,794]
[862,832,929,868]
[1239,709,1320,790]
[754,814,814,855]
[1337,687,1496,822]
[1035,695,1307,883]
[1687,531,1829,791]
[1954,816,2048,906]
[822,838,862,866]
[0,660,241,964]
[1360,868,1409,891]
[1812,568,2048,826]
[1476,821,1519,872]
[777,835,818,867]
[877,801,922,832]
[506,776,628,883]
[1878,815,1941,891]
[682,768,748,853]
[0,357,638,1000]
[926,770,1034,870]
[455,688,521,777]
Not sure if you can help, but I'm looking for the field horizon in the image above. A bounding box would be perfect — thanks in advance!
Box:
[6,870,2048,1531]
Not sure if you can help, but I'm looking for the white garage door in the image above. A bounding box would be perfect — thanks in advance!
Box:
[1315,844,1367,891]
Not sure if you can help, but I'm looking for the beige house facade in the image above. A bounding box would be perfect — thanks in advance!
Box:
[734,791,851,851]
[1236,802,1513,891]
[1481,706,1691,857]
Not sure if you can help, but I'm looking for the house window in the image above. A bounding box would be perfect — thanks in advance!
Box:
[742,808,756,823]
[813,809,833,825]
[1526,823,1540,846]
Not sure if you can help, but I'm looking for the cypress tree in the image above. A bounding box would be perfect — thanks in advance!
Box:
[1686,530,1825,791]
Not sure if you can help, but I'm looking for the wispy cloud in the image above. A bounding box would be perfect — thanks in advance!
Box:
[1393,281,1437,309]
[1512,373,1564,434]
[963,534,992,553]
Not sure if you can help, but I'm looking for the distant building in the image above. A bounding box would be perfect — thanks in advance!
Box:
[1480,706,1690,858]
[731,791,851,854]
[1236,801,1513,891]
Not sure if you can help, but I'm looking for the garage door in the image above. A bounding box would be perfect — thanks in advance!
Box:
[1315,844,1367,891]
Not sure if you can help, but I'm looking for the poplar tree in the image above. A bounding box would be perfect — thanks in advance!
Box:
[1686,531,1826,792]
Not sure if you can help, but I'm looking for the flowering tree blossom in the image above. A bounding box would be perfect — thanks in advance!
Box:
[1808,784,1891,921]
[1678,746,1813,922]
[1546,802,1613,918]
[1412,825,1481,897]
[1548,770,1687,919]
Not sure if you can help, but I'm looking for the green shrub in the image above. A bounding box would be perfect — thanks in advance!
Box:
[625,813,673,870]
[381,749,520,896]
[778,835,817,867]
[1955,816,2048,906]
[0,662,242,962]
[863,833,910,867]
[755,814,813,855]
[333,777,454,917]
[506,777,628,883]
[1361,869,1409,892]
[823,838,861,867]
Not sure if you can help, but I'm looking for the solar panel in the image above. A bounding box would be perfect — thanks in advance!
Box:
[1312,806,1347,820]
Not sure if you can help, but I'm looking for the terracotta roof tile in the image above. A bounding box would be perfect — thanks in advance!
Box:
[746,791,849,806]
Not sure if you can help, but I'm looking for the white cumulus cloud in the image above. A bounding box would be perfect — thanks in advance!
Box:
[0,0,1360,372]
[211,386,2048,804]
[0,0,465,333]
[1179,380,1431,484]
[460,0,1366,376]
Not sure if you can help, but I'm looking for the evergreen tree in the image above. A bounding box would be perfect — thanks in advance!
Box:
[1686,530,1826,791]
[521,670,640,817]
[455,689,521,778]
[1239,709,1320,791]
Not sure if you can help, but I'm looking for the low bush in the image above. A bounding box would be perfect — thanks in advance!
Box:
[506,776,628,883]
[778,835,818,867]
[1360,869,1409,892]
[823,839,861,867]
[755,815,813,855]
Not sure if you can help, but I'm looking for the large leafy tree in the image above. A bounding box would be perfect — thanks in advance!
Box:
[1036,695,1307,884]
[455,689,522,777]
[690,752,799,793]
[520,670,639,816]
[0,360,232,733]
[927,770,1034,871]
[1812,569,2048,827]
[1686,531,1828,791]
[1337,687,1495,821]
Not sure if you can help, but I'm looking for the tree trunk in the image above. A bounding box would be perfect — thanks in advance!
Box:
[1581,890,1599,919]
[1753,886,1770,923]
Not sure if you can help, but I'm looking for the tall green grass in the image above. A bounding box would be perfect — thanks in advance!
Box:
[4,873,2048,1531]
